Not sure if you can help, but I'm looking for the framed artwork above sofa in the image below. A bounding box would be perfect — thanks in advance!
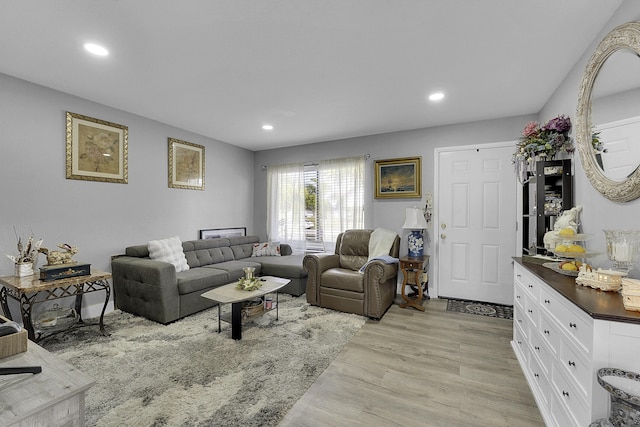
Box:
[199,227,247,239]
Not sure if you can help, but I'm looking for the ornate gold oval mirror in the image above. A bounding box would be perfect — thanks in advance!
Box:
[576,22,640,202]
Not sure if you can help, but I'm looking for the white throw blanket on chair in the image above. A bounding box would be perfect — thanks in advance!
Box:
[359,227,398,273]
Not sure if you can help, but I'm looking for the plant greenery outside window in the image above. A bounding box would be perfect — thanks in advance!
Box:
[267,157,365,253]
[512,115,574,183]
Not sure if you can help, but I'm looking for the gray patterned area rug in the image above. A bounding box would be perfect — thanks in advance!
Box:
[39,295,365,427]
[446,298,513,320]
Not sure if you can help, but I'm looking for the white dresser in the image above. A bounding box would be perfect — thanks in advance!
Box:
[512,259,640,427]
[0,340,94,426]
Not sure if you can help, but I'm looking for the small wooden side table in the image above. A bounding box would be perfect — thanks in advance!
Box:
[399,255,429,311]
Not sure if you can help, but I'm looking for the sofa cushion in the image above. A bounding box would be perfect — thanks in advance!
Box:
[148,236,190,273]
[176,268,229,295]
[252,242,281,257]
[258,255,307,279]
[206,261,262,282]
[185,247,234,268]
[338,230,370,271]
[321,268,364,293]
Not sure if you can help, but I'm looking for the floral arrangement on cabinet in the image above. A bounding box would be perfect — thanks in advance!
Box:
[512,114,573,183]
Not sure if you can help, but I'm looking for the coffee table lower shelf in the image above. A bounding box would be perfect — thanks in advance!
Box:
[218,298,279,332]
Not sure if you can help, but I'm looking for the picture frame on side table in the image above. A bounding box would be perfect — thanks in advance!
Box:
[374,157,421,198]
[168,138,205,190]
[66,112,128,183]
[200,227,247,239]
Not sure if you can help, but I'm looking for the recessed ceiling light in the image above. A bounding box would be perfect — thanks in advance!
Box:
[262,124,274,131]
[84,43,109,56]
[429,92,445,101]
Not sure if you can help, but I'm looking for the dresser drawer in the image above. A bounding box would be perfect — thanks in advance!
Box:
[528,351,551,410]
[539,312,561,355]
[529,330,552,376]
[513,304,529,339]
[524,293,538,330]
[552,365,589,427]
[539,285,593,353]
[514,266,539,301]
[550,394,576,427]
[559,339,590,399]
[513,318,529,364]
[514,282,526,311]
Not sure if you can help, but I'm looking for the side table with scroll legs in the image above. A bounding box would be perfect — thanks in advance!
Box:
[399,255,429,311]
[0,269,111,341]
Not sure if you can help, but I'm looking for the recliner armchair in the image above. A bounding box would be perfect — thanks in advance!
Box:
[303,229,400,319]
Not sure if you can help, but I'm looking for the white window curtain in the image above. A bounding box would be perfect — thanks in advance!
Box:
[318,156,365,250]
[266,163,306,254]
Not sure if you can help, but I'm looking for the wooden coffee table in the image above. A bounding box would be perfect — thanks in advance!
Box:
[201,276,290,340]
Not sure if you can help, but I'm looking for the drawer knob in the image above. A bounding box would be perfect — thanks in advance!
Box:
[568,360,576,367]
[562,390,570,397]
[534,346,540,351]
[517,295,521,299]
[569,322,577,328]
[543,330,550,335]
[517,319,522,323]
[528,309,533,314]
[544,299,550,304]
[534,373,539,378]
[517,274,521,278]
[528,284,533,288]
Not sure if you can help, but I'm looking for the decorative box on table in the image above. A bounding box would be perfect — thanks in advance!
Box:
[0,314,27,359]
[39,262,91,281]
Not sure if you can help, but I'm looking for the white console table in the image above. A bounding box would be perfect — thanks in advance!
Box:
[512,258,640,427]
[0,340,93,426]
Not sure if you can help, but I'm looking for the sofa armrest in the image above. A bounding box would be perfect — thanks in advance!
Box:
[362,260,397,284]
[362,260,399,318]
[111,256,180,323]
[303,253,339,305]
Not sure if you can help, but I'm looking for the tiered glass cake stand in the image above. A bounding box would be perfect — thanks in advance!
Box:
[543,233,598,277]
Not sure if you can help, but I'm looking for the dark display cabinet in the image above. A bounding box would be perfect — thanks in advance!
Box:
[521,159,573,255]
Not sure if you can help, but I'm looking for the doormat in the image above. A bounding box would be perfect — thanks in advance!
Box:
[446,298,513,320]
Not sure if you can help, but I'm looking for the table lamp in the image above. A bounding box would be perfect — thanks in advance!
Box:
[402,207,428,257]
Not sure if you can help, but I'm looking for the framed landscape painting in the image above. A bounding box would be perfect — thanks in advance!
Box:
[200,227,247,239]
[374,156,421,198]
[168,138,205,190]
[66,112,128,183]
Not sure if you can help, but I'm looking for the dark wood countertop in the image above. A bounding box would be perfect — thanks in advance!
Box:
[514,257,640,325]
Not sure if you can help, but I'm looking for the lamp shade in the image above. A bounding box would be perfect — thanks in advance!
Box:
[402,207,428,230]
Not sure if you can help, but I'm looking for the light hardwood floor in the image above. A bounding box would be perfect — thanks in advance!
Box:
[279,298,544,427]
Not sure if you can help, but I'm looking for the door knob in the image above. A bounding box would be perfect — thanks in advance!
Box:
[441,234,446,239]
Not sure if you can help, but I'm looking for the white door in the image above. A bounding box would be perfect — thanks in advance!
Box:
[596,117,640,181]
[435,143,516,305]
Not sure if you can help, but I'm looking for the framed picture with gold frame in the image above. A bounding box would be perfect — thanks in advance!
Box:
[168,138,205,190]
[66,112,128,183]
[374,156,421,198]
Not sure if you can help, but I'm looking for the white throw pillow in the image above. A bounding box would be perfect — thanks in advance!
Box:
[251,242,281,257]
[148,236,190,272]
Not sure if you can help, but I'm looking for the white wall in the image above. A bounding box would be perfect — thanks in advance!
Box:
[253,115,535,258]
[0,73,255,315]
[541,0,640,276]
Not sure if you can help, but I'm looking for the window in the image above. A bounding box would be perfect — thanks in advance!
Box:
[267,157,365,253]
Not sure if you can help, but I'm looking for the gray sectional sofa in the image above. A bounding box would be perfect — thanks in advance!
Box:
[111,236,307,324]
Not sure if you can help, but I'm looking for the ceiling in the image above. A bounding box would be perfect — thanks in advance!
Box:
[0,1,623,151]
